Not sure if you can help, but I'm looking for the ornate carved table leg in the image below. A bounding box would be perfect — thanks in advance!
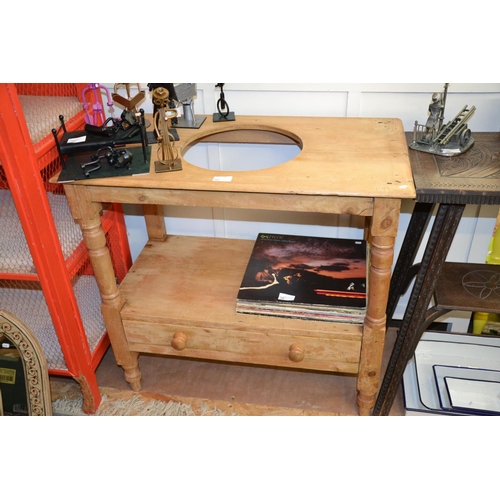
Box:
[386,203,434,324]
[64,185,142,391]
[357,198,400,415]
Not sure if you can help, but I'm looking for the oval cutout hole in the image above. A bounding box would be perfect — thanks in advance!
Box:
[182,129,302,171]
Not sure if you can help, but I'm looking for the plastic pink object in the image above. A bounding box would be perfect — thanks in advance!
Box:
[82,83,115,125]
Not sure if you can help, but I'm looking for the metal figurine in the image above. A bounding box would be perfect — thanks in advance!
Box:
[213,83,235,122]
[409,83,476,157]
[80,146,133,178]
[152,87,182,173]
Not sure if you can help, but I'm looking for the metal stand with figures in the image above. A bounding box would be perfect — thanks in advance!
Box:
[152,87,182,173]
[409,83,476,157]
[213,83,235,122]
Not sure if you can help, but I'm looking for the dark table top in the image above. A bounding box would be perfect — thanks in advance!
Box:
[406,132,500,204]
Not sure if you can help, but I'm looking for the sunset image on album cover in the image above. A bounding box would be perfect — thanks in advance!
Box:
[238,233,367,310]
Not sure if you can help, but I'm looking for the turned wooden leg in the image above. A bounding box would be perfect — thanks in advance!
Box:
[357,239,391,415]
[357,199,400,415]
[64,185,142,391]
[101,302,141,391]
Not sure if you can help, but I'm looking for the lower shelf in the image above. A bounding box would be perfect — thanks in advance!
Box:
[0,275,106,372]
[119,235,363,374]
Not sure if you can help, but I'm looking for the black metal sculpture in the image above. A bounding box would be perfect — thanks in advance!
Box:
[213,83,235,122]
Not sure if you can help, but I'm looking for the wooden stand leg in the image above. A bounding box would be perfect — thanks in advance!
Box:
[143,204,167,241]
[357,235,394,414]
[64,185,142,391]
[357,199,400,415]
[101,301,141,391]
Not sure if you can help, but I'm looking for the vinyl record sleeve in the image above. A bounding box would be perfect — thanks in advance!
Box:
[236,233,367,323]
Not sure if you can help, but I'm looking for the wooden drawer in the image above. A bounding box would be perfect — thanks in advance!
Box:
[123,320,361,374]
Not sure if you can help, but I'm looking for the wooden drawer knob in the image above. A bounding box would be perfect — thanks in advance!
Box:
[171,332,188,351]
[288,343,305,362]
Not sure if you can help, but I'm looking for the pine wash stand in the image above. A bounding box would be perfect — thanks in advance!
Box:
[54,116,416,415]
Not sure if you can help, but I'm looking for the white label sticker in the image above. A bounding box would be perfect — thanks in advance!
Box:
[212,176,233,182]
[67,136,87,144]
[278,293,295,301]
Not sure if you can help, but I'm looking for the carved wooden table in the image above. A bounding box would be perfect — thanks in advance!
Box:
[374,132,500,415]
[54,115,415,415]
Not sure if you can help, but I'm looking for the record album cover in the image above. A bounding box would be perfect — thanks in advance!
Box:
[236,233,367,323]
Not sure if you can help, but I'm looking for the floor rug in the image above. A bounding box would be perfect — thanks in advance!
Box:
[50,381,344,416]
[52,393,237,416]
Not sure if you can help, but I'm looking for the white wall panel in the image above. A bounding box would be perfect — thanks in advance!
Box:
[222,209,364,241]
[359,92,432,130]
[220,90,349,117]
[358,90,500,132]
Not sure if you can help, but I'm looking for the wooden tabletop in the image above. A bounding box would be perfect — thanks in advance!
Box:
[53,115,416,200]
[406,132,500,204]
